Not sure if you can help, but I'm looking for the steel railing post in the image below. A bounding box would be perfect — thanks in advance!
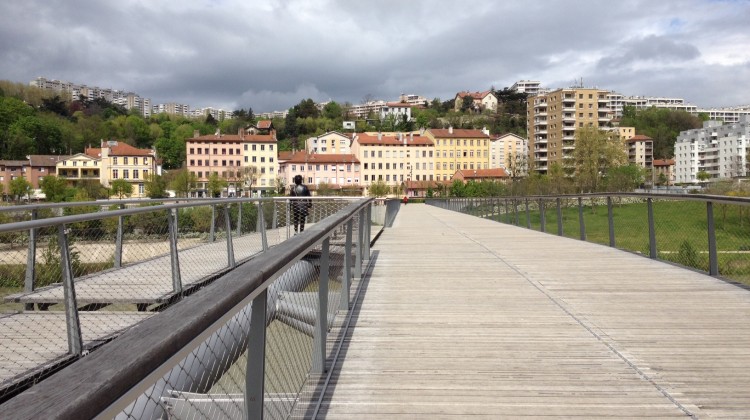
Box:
[607,196,616,247]
[313,237,330,374]
[59,224,82,356]
[648,198,657,259]
[356,208,364,278]
[245,289,267,420]
[365,204,372,258]
[24,209,38,311]
[505,198,510,223]
[224,205,235,268]
[114,204,125,268]
[578,197,586,241]
[514,199,519,226]
[272,200,278,229]
[236,201,242,236]
[342,219,353,311]
[210,204,216,242]
[556,197,563,236]
[707,201,719,276]
[259,202,268,251]
[168,209,182,294]
[540,199,546,233]
[525,198,531,228]
[285,198,291,239]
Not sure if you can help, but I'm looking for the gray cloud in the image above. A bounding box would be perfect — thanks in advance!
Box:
[2,0,749,112]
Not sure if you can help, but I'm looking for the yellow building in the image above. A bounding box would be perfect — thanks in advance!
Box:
[527,87,611,174]
[305,131,353,154]
[425,127,491,181]
[56,153,101,184]
[350,131,434,195]
[85,141,158,197]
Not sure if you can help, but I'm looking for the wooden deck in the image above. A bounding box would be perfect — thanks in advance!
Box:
[319,203,750,419]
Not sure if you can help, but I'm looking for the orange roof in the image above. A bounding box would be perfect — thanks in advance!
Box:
[625,134,653,143]
[257,120,273,129]
[385,101,411,107]
[653,159,675,166]
[428,128,490,139]
[278,151,295,161]
[286,152,359,164]
[85,148,102,158]
[108,142,154,157]
[188,133,277,143]
[455,168,508,179]
[456,90,493,100]
[355,133,433,146]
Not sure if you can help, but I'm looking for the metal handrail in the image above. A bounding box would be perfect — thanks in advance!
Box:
[2,198,374,419]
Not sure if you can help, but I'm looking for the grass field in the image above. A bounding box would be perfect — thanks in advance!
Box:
[478,197,750,286]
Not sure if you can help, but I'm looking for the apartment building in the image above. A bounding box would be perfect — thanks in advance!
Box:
[490,133,528,172]
[185,123,277,196]
[453,90,498,112]
[624,135,654,169]
[84,141,158,198]
[674,117,750,183]
[349,100,387,119]
[0,155,67,197]
[306,132,353,154]
[510,80,542,96]
[653,159,675,185]
[425,127,491,181]
[527,87,611,174]
[351,132,435,193]
[279,151,361,193]
[397,93,428,107]
[380,102,412,122]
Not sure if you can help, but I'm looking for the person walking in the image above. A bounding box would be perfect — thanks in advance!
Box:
[289,175,312,234]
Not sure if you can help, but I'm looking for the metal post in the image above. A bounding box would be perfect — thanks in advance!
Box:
[505,199,510,224]
[342,219,353,311]
[707,201,719,276]
[539,199,546,233]
[514,199,519,226]
[525,198,531,228]
[58,225,82,355]
[224,205,235,268]
[556,197,563,236]
[236,201,242,236]
[272,200,278,229]
[209,205,216,242]
[114,204,125,268]
[24,209,38,311]
[285,198,291,239]
[648,198,657,259]
[364,204,372,258]
[168,209,182,294]
[245,289,267,420]
[313,237,330,374]
[607,196,615,247]
[355,208,364,278]
[578,197,586,241]
[259,202,268,251]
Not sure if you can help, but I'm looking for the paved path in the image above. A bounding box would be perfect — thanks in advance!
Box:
[319,203,750,419]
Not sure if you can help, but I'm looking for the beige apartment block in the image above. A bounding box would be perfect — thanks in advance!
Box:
[527,87,611,174]
[84,141,158,198]
[351,131,435,194]
[186,122,277,197]
[490,133,528,172]
[306,131,353,154]
[624,134,654,168]
[425,127,491,182]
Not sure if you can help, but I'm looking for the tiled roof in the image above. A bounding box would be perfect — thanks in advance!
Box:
[28,155,69,166]
[355,133,433,146]
[85,148,102,158]
[428,128,490,139]
[0,160,29,167]
[385,101,411,107]
[456,168,508,179]
[625,134,654,143]
[456,90,493,100]
[109,142,154,157]
[188,133,277,143]
[257,120,273,129]
[286,152,360,164]
[653,159,675,166]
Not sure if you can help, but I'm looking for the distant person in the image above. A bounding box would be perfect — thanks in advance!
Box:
[289,175,312,234]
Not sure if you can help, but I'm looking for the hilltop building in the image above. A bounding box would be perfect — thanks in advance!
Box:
[674,117,750,183]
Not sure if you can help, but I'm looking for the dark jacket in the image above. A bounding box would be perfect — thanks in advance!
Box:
[290,183,312,214]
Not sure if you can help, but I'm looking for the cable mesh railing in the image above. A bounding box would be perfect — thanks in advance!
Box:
[428,193,750,288]
[0,196,381,414]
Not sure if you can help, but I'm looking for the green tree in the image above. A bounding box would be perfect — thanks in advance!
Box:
[322,101,343,120]
[572,128,627,192]
[605,164,646,192]
[697,170,711,185]
[207,172,228,197]
[460,95,474,112]
[8,177,32,202]
[368,181,390,197]
[110,179,134,199]
[144,174,169,198]
[169,168,197,197]
[40,175,70,202]
[619,106,702,159]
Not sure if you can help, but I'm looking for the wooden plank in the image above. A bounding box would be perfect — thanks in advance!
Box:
[319,204,750,418]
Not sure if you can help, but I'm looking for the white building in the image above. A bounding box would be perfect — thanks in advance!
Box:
[380,102,412,122]
[674,116,750,183]
[510,80,542,96]
[349,100,386,119]
[490,133,528,173]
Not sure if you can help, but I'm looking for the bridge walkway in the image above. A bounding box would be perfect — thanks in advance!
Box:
[319,203,750,419]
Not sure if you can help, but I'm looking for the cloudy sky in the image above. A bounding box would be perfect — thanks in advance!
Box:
[2,0,749,113]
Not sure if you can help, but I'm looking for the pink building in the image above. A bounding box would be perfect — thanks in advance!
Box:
[279,151,361,195]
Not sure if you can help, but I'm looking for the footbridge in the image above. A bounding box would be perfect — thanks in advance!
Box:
[1,194,749,419]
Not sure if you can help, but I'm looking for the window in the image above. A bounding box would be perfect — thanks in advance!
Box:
[113,157,118,164]
[261,145,265,151]
[143,170,148,178]
[124,157,129,165]
[113,169,119,179]
[138,184,144,195]
[123,169,129,179]
[190,148,194,154]
[133,157,138,165]
[133,169,139,179]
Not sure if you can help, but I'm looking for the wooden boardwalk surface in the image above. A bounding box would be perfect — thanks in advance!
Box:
[319,204,750,419]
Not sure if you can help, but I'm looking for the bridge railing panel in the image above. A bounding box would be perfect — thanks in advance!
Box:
[427,193,750,288]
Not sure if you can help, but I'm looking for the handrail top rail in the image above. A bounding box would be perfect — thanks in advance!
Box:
[0,196,364,234]
[433,192,750,207]
[0,198,373,419]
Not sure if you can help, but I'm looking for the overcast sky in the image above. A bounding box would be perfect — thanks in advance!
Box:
[2,0,749,113]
